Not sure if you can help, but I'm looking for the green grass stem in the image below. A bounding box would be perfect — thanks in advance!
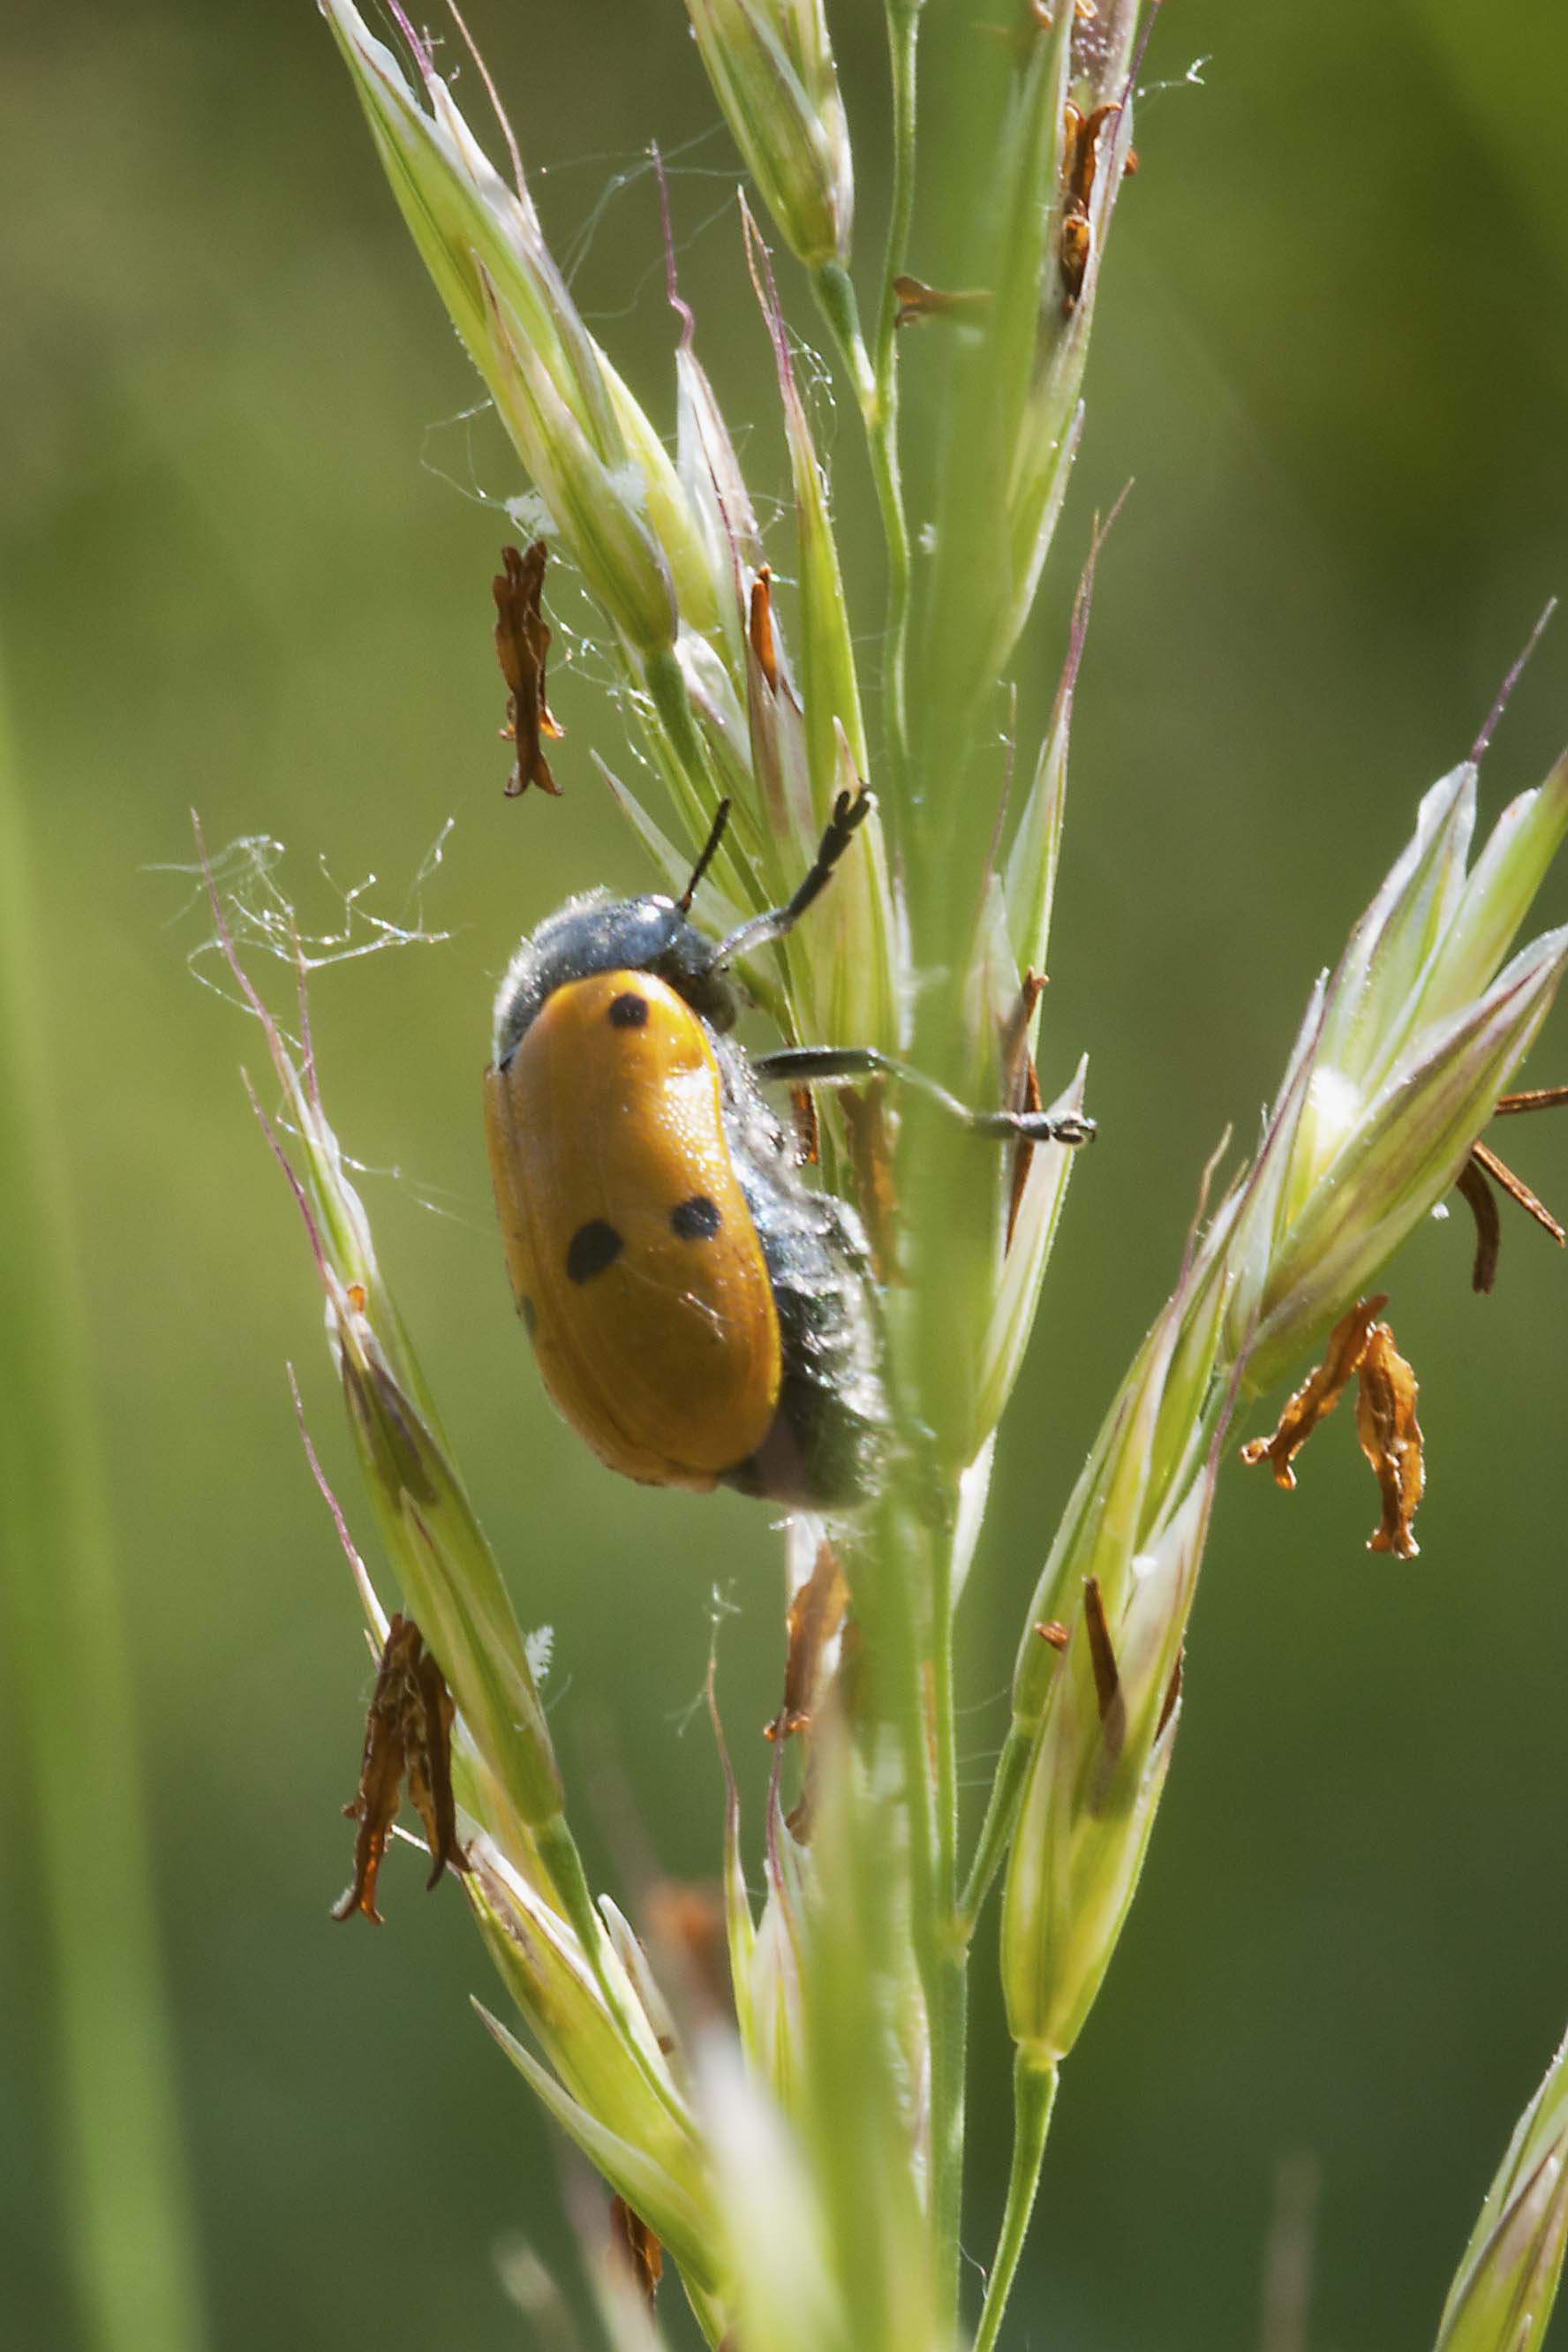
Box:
[810,253,911,797]
[0,690,208,2352]
[972,2051,1059,2352]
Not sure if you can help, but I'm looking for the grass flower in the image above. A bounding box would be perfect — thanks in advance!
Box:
[684,0,854,275]
[1225,750,1568,1389]
[197,8,1568,2346]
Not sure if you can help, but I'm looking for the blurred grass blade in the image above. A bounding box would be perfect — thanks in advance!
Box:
[0,687,208,2352]
[1435,2024,1568,2352]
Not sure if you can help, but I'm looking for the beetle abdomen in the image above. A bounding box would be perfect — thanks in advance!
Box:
[711,1035,889,1507]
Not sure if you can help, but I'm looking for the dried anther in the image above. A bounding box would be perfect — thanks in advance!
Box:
[1081,1577,1124,1751]
[643,1880,731,2018]
[788,1081,820,1166]
[988,2,1094,53]
[1494,1083,1568,1118]
[836,1078,898,1283]
[748,566,779,692]
[608,2197,663,2309]
[1059,101,1122,314]
[1476,1146,1568,1251]
[1156,1650,1183,1742]
[1035,1618,1070,1650]
[1029,0,1096,27]
[1081,1577,1127,1812]
[1355,1323,1424,1560]
[332,1612,467,1924]
[1454,1154,1503,1294]
[1240,1294,1389,1490]
[768,1539,849,1744]
[1242,1297,1426,1558]
[493,540,563,797]
[1456,1084,1568,1291]
[891,275,992,330]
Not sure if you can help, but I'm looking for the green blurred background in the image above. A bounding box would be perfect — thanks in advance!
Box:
[4,2,1568,2347]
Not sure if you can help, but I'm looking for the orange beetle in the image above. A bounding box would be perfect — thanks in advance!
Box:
[486,794,1092,1504]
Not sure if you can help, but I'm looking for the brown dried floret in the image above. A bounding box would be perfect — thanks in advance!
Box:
[1355,1323,1424,1560]
[332,1613,467,1924]
[493,539,563,796]
[1240,1294,1389,1489]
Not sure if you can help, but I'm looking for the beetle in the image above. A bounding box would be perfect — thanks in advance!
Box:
[484,790,1092,1506]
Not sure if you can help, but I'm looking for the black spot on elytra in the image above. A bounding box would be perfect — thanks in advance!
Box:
[519,1295,538,1334]
[608,991,649,1029]
[670,1195,721,1241]
[566,1220,624,1284]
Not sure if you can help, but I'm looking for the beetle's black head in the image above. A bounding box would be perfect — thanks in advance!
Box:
[491,891,739,1067]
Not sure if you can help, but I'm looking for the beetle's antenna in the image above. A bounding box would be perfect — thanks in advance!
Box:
[714,788,873,968]
[678,799,732,912]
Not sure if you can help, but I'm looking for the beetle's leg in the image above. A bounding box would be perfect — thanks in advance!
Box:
[751,1045,1096,1147]
[713,788,874,969]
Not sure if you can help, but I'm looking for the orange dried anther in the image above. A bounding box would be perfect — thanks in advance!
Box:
[1240,1293,1389,1490]
[608,2197,664,2309]
[891,275,992,330]
[493,540,563,797]
[748,566,780,692]
[837,1077,898,1283]
[643,1879,731,2017]
[332,1612,466,1925]
[1059,101,1122,313]
[769,1538,848,1744]
[1029,0,1096,26]
[987,2,1092,51]
[1356,1322,1424,1560]
[788,1081,820,1165]
[1035,1618,1070,1650]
